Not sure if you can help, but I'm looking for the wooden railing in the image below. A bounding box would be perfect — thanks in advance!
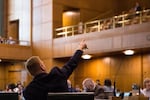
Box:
[55,9,150,38]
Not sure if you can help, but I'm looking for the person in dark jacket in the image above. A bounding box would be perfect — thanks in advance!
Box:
[134,2,142,12]
[23,40,87,100]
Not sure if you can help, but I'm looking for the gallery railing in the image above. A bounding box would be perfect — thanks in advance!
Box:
[55,9,150,38]
[0,38,30,46]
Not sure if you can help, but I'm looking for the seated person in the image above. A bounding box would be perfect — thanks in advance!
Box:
[82,78,107,99]
[103,79,114,92]
[82,78,96,92]
[103,79,114,98]
[141,78,150,99]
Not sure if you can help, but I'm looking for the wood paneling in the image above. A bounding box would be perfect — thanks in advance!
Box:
[5,0,150,91]
[53,22,150,58]
[53,53,149,92]
[0,44,32,60]
[0,65,5,90]
[109,54,141,91]
[63,11,80,26]
[0,63,26,90]
[53,0,150,27]
[143,54,150,78]
[8,20,19,40]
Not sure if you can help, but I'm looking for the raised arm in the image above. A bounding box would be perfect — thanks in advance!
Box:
[61,40,87,79]
[77,40,88,51]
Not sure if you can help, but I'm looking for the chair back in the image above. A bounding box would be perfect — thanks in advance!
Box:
[0,93,19,100]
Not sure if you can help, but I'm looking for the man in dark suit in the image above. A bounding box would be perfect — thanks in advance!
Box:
[23,40,87,100]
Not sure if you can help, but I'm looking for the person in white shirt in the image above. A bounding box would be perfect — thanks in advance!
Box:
[141,78,150,99]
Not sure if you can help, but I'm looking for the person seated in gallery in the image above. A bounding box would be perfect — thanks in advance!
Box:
[134,2,142,12]
[7,36,16,44]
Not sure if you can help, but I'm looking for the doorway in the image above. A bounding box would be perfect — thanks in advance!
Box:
[8,20,19,41]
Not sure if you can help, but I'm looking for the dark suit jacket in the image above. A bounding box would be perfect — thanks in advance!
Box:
[23,50,83,100]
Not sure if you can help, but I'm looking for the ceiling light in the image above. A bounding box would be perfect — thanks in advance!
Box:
[81,54,92,59]
[65,11,75,16]
[123,50,134,55]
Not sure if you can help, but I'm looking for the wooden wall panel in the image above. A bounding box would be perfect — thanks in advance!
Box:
[53,22,150,58]
[8,20,19,40]
[0,65,5,90]
[109,54,141,91]
[53,53,147,92]
[6,63,25,84]
[63,11,80,26]
[74,58,111,85]
[0,44,32,60]
[143,54,150,79]
[0,63,26,90]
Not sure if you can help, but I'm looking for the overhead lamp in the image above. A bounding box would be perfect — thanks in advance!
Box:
[123,50,134,55]
[81,54,92,59]
[64,11,75,16]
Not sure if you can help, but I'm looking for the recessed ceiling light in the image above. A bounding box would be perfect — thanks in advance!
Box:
[64,11,75,16]
[123,50,134,55]
[81,54,92,59]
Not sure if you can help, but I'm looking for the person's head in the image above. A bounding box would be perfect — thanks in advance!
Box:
[75,84,81,91]
[143,78,150,90]
[9,36,13,40]
[16,81,22,86]
[25,56,46,76]
[82,78,96,92]
[8,83,16,92]
[96,79,101,85]
[104,79,112,87]
[135,2,139,6]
